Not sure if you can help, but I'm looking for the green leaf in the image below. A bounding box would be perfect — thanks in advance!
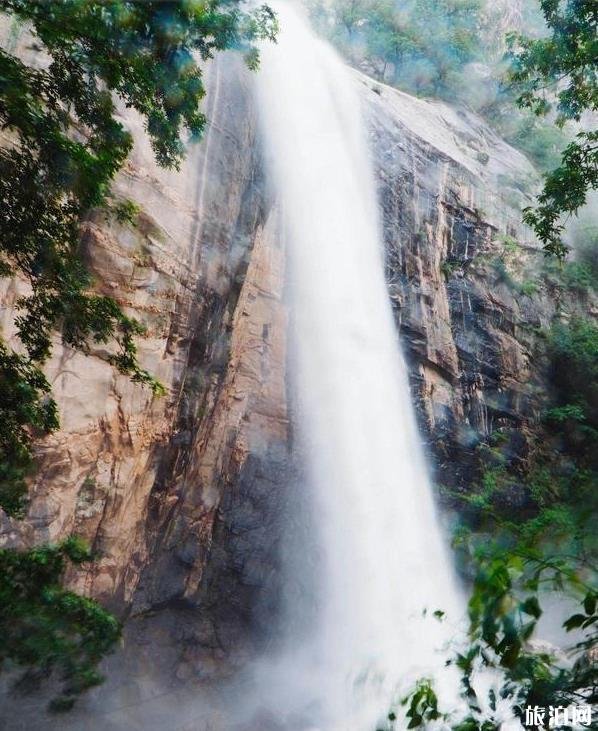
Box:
[520,596,542,619]
[583,592,596,616]
[563,614,587,631]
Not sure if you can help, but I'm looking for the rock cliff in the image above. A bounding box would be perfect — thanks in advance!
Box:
[0,49,568,725]
[361,77,546,482]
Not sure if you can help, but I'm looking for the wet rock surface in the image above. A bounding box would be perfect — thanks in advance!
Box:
[360,75,559,489]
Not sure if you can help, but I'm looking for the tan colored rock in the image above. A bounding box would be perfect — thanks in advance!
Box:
[0,54,285,622]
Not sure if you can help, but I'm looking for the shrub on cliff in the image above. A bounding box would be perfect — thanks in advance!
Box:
[0,537,121,711]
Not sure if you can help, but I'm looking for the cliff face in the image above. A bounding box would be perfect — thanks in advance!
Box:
[0,53,560,702]
[1,52,290,668]
[361,77,552,483]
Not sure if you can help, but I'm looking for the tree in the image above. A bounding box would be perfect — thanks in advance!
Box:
[0,342,58,517]
[508,0,598,258]
[0,0,277,516]
[332,0,367,41]
[318,0,485,100]
[363,0,419,83]
[409,0,483,96]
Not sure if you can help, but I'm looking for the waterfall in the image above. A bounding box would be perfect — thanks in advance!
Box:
[252,5,464,728]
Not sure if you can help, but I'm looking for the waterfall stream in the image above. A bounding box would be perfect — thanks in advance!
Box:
[252,5,464,729]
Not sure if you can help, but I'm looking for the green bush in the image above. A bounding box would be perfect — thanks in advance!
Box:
[548,318,598,425]
[0,342,58,516]
[0,537,121,710]
[561,261,596,292]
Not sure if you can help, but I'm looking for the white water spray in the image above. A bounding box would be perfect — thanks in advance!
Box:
[254,5,464,729]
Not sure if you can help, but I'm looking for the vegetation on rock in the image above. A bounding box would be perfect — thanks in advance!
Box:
[0,340,58,517]
[309,0,568,171]
[0,0,276,517]
[0,537,121,711]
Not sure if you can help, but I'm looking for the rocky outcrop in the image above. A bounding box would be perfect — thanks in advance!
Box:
[0,46,574,721]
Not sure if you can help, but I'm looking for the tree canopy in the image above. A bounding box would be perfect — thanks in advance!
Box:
[317,0,485,99]
[508,0,598,258]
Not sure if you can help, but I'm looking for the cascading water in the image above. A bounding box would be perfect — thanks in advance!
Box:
[252,5,465,729]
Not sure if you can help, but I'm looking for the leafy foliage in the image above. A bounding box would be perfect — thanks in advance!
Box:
[402,529,596,728]
[314,0,486,100]
[508,0,598,258]
[548,318,598,459]
[523,132,598,259]
[492,113,567,172]
[414,538,598,729]
[0,537,121,711]
[402,678,445,728]
[0,342,58,516]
